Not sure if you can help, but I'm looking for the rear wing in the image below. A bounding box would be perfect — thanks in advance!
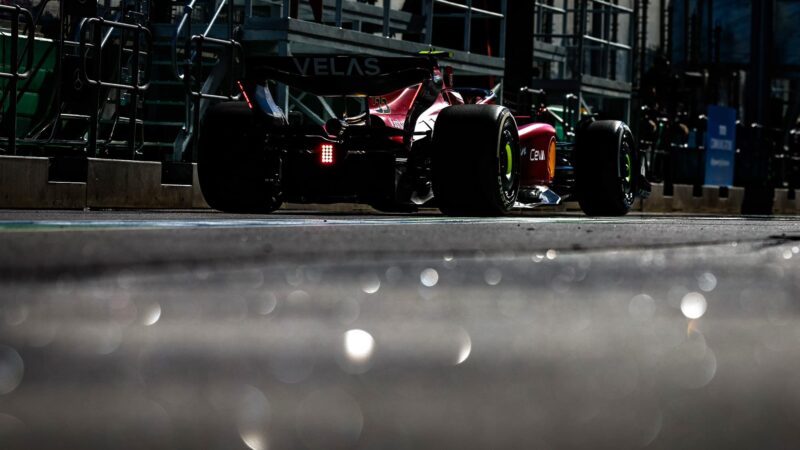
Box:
[246,56,436,96]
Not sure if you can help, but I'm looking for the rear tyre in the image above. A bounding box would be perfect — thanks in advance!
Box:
[575,120,636,216]
[431,105,520,216]
[197,102,282,213]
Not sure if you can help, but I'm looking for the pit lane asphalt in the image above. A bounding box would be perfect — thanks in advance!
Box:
[1,209,800,449]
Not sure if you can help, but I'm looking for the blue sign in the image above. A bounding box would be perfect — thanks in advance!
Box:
[704,105,737,186]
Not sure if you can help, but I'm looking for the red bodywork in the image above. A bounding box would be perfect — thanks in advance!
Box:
[368,82,557,190]
[517,122,557,186]
[367,80,458,145]
[368,86,422,134]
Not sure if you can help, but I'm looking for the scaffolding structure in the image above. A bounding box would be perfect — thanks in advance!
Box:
[1,0,508,164]
[531,0,636,122]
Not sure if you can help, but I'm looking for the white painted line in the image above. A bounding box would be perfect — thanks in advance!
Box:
[0,214,768,232]
[0,216,631,231]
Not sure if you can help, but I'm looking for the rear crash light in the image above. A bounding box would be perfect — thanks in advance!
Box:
[237,81,253,110]
[320,143,334,165]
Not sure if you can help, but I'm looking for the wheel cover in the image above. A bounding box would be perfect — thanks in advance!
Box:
[620,137,634,205]
[624,153,632,183]
[504,143,513,179]
[498,127,519,201]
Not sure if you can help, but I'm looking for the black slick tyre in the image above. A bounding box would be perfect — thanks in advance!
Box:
[197,102,281,213]
[575,120,636,216]
[431,105,520,216]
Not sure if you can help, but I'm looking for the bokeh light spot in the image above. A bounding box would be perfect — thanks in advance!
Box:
[0,346,24,395]
[240,429,268,450]
[484,268,502,286]
[697,272,717,292]
[250,292,277,315]
[681,292,707,319]
[141,303,161,326]
[360,273,381,294]
[344,329,375,364]
[420,268,439,287]
[455,329,472,365]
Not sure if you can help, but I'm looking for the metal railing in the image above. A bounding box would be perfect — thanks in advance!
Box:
[0,4,35,155]
[187,36,244,101]
[257,0,506,57]
[79,17,153,157]
[533,0,634,83]
[173,0,242,160]
[4,0,156,156]
[173,0,242,98]
[429,0,507,56]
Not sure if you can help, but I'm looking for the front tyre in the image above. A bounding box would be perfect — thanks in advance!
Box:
[575,120,636,216]
[431,105,520,216]
[197,102,282,213]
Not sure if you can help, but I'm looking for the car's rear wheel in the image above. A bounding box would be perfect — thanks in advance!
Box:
[431,105,520,216]
[197,102,282,213]
[575,120,636,216]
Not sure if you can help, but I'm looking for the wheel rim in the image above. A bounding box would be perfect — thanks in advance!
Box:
[620,137,634,205]
[504,143,514,180]
[498,128,518,199]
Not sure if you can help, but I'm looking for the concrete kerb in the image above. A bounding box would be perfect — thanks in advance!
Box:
[641,183,671,213]
[773,189,798,215]
[670,184,700,212]
[642,183,744,214]
[0,156,788,214]
[0,156,86,208]
[0,156,209,209]
[702,185,744,214]
[191,164,210,209]
[87,158,203,209]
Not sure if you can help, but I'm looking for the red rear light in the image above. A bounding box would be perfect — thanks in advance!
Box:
[237,81,253,110]
[320,143,334,165]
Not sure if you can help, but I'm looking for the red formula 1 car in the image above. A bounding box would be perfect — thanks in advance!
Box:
[198,54,649,216]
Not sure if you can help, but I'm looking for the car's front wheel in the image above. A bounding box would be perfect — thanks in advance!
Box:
[575,120,636,216]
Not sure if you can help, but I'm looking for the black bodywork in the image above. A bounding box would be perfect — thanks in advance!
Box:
[239,55,444,206]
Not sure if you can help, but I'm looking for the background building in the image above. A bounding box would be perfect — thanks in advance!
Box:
[0,0,797,202]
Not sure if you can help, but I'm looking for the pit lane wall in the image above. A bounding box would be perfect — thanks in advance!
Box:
[1,156,799,214]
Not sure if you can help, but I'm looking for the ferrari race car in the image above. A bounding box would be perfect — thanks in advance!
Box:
[197,54,649,216]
